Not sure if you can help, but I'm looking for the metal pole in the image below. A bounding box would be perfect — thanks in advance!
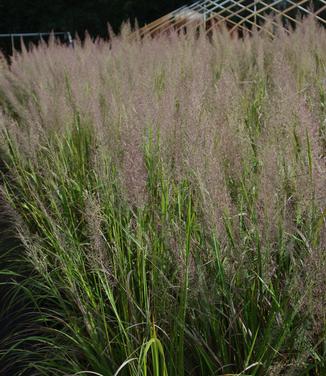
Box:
[254,0,257,28]
[11,34,14,55]
[67,32,74,47]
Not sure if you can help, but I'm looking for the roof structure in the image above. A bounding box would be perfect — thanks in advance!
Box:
[138,0,326,37]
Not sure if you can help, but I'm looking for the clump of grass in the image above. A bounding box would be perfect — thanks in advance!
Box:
[0,18,325,375]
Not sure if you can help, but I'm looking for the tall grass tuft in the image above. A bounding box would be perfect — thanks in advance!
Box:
[0,18,325,375]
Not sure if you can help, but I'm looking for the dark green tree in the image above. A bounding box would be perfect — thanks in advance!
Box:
[0,0,185,36]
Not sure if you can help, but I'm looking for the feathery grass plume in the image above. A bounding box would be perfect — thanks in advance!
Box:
[0,18,325,375]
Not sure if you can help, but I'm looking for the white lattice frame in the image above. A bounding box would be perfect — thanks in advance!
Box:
[138,0,326,37]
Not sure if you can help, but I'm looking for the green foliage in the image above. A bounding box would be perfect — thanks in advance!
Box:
[0,0,185,36]
[0,20,325,375]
